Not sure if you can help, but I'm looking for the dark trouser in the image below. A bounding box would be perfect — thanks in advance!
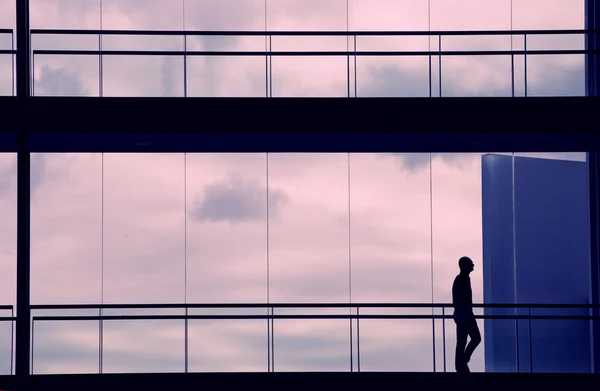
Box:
[454,315,481,372]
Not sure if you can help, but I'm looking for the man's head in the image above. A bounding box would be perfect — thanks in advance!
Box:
[459,256,474,274]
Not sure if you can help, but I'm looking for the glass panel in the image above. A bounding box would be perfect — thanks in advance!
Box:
[187,56,266,97]
[349,153,432,303]
[430,0,512,31]
[349,0,429,31]
[441,55,513,97]
[101,0,184,30]
[513,152,591,373]
[271,56,348,97]
[267,153,349,303]
[31,153,102,304]
[525,55,585,97]
[0,318,11,375]
[102,56,184,97]
[102,320,185,373]
[0,153,15,375]
[30,0,101,29]
[512,0,584,29]
[350,153,432,370]
[273,319,349,371]
[185,153,267,303]
[188,318,267,372]
[0,53,11,97]
[32,316,99,374]
[358,317,433,371]
[356,56,430,97]
[433,153,490,373]
[102,154,185,304]
[32,55,99,97]
[267,0,347,31]
[185,0,266,31]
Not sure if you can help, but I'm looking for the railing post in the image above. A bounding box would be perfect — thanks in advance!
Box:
[586,0,600,96]
[589,151,600,373]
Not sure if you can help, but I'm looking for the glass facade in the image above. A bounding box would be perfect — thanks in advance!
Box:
[13,152,594,374]
[6,0,584,97]
[0,0,598,380]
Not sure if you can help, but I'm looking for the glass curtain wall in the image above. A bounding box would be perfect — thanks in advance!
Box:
[26,0,586,97]
[27,152,592,374]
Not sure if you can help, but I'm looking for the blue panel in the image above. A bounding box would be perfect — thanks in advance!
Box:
[513,157,591,373]
[482,154,517,373]
[482,154,592,373]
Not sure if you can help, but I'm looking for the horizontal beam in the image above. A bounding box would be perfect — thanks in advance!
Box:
[31,49,600,57]
[29,28,600,36]
[0,97,599,153]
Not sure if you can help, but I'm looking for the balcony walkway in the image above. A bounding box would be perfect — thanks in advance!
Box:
[0,372,598,391]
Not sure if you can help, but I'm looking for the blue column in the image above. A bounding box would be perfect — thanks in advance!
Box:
[587,0,600,96]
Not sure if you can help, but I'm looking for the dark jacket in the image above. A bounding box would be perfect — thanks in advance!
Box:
[452,273,473,320]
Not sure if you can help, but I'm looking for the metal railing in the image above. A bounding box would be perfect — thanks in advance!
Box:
[29,302,600,374]
[25,28,600,98]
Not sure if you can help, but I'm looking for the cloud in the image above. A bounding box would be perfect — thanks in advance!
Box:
[34,65,89,96]
[190,174,288,224]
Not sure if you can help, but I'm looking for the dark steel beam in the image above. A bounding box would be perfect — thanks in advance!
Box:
[15,0,31,380]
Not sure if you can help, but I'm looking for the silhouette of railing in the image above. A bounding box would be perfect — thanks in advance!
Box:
[26,28,600,98]
[29,302,600,374]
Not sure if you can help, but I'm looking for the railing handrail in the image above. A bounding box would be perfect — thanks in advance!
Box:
[29,49,600,57]
[29,302,600,310]
[27,28,600,36]
[31,314,600,322]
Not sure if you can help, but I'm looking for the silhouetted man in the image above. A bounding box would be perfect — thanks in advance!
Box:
[452,256,481,373]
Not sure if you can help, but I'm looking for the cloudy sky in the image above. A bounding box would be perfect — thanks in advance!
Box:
[0,0,592,376]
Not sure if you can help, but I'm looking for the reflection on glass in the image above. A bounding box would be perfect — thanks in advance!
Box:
[349,0,429,31]
[0,153,15,310]
[525,55,585,97]
[188,319,267,372]
[33,56,100,97]
[30,0,100,29]
[185,0,265,31]
[268,153,349,303]
[102,56,184,97]
[101,0,184,30]
[31,153,102,304]
[271,56,348,97]
[102,320,184,373]
[430,0,511,31]
[358,318,433,372]
[187,56,266,97]
[350,153,432,370]
[356,57,430,97]
[102,154,185,304]
[512,0,584,30]
[267,0,347,31]
[273,320,349,371]
[32,317,99,374]
[186,153,267,303]
[0,54,12,97]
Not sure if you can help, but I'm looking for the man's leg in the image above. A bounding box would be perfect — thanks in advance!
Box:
[455,321,468,372]
[463,317,482,364]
